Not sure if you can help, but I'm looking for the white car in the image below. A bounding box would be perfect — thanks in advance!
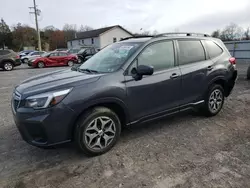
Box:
[21,51,46,63]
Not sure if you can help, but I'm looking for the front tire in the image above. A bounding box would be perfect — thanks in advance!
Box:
[74,107,121,156]
[23,58,28,64]
[3,62,13,71]
[202,84,225,117]
[37,61,45,68]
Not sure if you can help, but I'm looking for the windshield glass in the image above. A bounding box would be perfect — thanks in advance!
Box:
[79,42,142,73]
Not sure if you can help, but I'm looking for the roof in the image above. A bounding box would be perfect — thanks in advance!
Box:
[68,25,133,41]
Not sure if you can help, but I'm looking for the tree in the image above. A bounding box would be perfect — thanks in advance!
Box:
[211,30,220,38]
[12,23,37,51]
[243,27,250,40]
[63,24,77,41]
[78,25,93,32]
[220,23,243,41]
[0,18,12,49]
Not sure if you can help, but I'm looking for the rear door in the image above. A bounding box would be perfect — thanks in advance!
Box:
[58,52,69,65]
[177,39,214,106]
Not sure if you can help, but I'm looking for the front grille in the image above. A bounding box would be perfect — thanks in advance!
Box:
[12,91,21,112]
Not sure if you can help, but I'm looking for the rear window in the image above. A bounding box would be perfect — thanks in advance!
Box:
[204,40,223,58]
[0,50,10,55]
[178,40,206,65]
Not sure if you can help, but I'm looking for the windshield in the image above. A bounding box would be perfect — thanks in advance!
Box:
[79,42,142,73]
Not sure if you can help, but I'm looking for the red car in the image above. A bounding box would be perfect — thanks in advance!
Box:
[28,51,78,68]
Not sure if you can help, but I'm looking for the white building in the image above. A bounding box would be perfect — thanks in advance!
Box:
[67,25,133,50]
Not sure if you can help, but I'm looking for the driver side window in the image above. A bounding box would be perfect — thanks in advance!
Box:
[128,41,175,74]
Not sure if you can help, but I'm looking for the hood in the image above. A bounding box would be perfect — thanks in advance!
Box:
[16,69,102,97]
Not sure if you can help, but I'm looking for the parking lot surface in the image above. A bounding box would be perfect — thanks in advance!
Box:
[0,64,250,188]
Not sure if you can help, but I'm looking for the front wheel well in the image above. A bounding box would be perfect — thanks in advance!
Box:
[71,102,128,140]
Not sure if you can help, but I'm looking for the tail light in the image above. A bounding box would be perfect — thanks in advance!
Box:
[229,57,236,65]
[16,55,20,59]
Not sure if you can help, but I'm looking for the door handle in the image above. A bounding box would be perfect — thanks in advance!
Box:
[170,73,179,79]
[207,66,213,71]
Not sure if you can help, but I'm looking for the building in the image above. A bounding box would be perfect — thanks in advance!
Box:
[67,25,133,49]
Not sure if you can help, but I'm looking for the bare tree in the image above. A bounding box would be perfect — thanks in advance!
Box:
[78,25,93,32]
[244,27,250,40]
[220,23,243,41]
[211,30,220,38]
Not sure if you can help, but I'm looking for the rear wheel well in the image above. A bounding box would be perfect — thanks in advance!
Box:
[212,79,229,97]
[71,102,127,140]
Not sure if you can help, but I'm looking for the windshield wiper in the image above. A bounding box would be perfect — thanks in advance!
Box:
[78,68,99,74]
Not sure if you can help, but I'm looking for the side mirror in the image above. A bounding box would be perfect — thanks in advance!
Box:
[131,65,154,81]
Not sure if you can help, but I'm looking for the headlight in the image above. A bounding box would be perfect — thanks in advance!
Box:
[31,59,36,62]
[24,88,72,109]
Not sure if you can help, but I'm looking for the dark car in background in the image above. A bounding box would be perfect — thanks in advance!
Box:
[12,33,237,156]
[28,51,78,68]
[0,49,21,71]
[77,47,97,63]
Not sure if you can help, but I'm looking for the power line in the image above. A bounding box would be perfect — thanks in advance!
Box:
[29,0,42,51]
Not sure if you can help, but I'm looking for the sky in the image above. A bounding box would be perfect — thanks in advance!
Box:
[0,0,249,34]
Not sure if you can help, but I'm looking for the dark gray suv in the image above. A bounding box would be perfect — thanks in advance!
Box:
[12,33,237,156]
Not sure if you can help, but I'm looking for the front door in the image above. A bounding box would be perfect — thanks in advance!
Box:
[46,52,59,66]
[124,40,182,122]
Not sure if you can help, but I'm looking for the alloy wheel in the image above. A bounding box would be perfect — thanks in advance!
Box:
[68,61,74,66]
[208,89,223,113]
[4,62,13,71]
[84,116,116,151]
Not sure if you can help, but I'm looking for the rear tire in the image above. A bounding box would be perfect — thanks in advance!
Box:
[37,61,45,68]
[74,107,121,156]
[3,62,13,71]
[202,84,225,117]
[247,65,250,80]
[23,58,28,64]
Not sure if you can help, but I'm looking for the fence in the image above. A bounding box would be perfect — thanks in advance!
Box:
[224,40,250,59]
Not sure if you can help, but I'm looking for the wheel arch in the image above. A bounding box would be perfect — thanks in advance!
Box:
[70,98,130,140]
[207,76,230,97]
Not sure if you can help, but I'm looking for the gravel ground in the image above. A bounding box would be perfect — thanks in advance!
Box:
[0,63,250,188]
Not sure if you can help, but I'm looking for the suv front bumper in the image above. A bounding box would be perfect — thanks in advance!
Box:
[12,102,76,147]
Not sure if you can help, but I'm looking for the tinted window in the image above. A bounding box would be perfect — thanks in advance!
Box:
[85,49,91,54]
[32,52,40,55]
[205,40,223,58]
[137,41,175,72]
[178,40,205,65]
[49,53,58,57]
[0,50,10,55]
[58,52,67,56]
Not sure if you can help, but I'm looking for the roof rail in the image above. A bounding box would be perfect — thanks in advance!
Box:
[120,35,153,41]
[155,32,210,37]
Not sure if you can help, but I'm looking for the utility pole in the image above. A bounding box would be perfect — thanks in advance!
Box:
[29,0,42,51]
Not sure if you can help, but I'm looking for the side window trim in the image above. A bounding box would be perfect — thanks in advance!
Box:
[204,39,224,59]
[176,39,206,66]
[124,39,176,76]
